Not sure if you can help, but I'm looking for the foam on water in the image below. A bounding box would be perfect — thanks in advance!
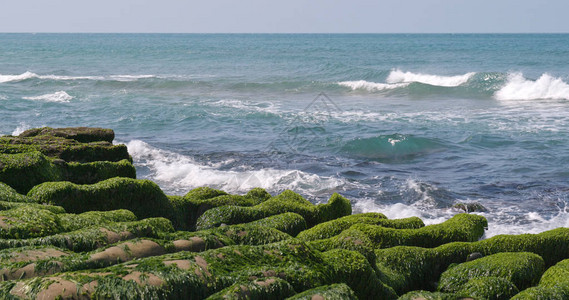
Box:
[0,72,164,83]
[11,122,32,136]
[23,91,74,103]
[0,71,38,83]
[338,80,409,91]
[494,73,569,100]
[126,140,346,196]
[386,69,476,87]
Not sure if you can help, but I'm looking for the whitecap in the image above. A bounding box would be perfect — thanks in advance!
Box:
[386,69,475,87]
[0,71,38,83]
[11,122,32,136]
[337,80,409,91]
[494,73,569,100]
[23,91,74,103]
[126,139,345,196]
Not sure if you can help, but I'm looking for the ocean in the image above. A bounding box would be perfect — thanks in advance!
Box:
[1,33,569,237]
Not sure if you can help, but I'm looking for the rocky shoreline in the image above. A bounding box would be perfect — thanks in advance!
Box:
[0,127,567,299]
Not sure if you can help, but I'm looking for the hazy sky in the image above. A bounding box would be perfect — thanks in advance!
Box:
[1,0,568,33]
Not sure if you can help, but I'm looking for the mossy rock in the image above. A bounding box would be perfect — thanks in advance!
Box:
[0,217,173,252]
[0,135,130,163]
[286,283,357,299]
[0,201,65,214]
[0,152,61,194]
[247,212,307,237]
[27,177,174,221]
[0,151,136,194]
[297,213,424,241]
[170,187,272,230]
[0,206,63,239]
[18,127,115,143]
[196,191,351,230]
[398,290,457,300]
[456,276,519,300]
[375,227,569,295]
[0,183,32,203]
[59,209,138,232]
[352,213,487,249]
[321,249,397,299]
[308,227,376,263]
[206,277,296,299]
[511,258,569,299]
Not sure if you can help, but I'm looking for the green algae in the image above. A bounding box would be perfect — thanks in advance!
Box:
[196,190,351,230]
[286,283,358,300]
[457,276,519,300]
[0,183,32,203]
[511,258,569,299]
[297,212,424,241]
[27,177,174,221]
[206,277,295,299]
[18,127,115,143]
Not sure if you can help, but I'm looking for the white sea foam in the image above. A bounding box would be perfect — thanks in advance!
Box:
[386,69,475,87]
[126,139,345,196]
[23,91,73,103]
[11,122,32,136]
[338,80,409,91]
[0,71,38,83]
[208,99,279,114]
[495,73,569,101]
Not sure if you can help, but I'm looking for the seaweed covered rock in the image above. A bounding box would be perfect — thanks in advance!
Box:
[512,258,569,299]
[435,252,542,300]
[0,151,135,194]
[375,227,569,295]
[0,217,173,252]
[206,278,295,299]
[398,290,457,300]
[0,183,32,203]
[297,213,424,241]
[0,206,62,239]
[286,283,358,300]
[28,177,173,221]
[196,190,351,230]
[18,127,115,143]
[457,276,519,300]
[0,134,130,163]
[170,187,272,230]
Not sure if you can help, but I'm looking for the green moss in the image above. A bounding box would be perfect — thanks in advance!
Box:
[351,213,487,249]
[211,224,292,246]
[397,290,457,300]
[27,177,174,221]
[206,277,295,299]
[321,249,397,299]
[170,187,272,230]
[64,159,136,184]
[0,200,65,214]
[297,213,424,241]
[0,217,173,252]
[286,283,357,300]
[19,127,115,143]
[0,206,62,239]
[59,209,137,232]
[457,276,519,300]
[0,152,61,194]
[511,258,569,299]
[0,183,32,203]
[374,227,569,296]
[196,191,351,230]
[0,135,130,163]
[308,227,376,262]
[247,212,307,236]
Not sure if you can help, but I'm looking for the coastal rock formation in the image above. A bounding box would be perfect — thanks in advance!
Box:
[0,127,568,299]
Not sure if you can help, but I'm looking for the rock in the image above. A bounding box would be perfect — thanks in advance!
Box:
[466,252,483,262]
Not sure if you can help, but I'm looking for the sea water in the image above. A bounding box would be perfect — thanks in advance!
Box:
[1,33,569,237]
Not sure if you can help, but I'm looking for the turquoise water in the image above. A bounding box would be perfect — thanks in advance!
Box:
[2,33,569,236]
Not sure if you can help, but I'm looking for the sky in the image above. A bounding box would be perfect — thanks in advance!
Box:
[1,0,568,33]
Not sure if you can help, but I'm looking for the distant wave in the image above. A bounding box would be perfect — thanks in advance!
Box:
[341,134,446,161]
[0,72,212,83]
[338,80,409,91]
[495,73,569,100]
[23,91,73,102]
[387,69,476,87]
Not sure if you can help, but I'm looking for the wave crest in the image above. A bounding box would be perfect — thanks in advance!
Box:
[23,91,74,103]
[338,80,409,91]
[494,73,569,100]
[387,69,476,87]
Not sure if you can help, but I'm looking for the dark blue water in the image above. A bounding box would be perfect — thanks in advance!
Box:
[2,33,569,236]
